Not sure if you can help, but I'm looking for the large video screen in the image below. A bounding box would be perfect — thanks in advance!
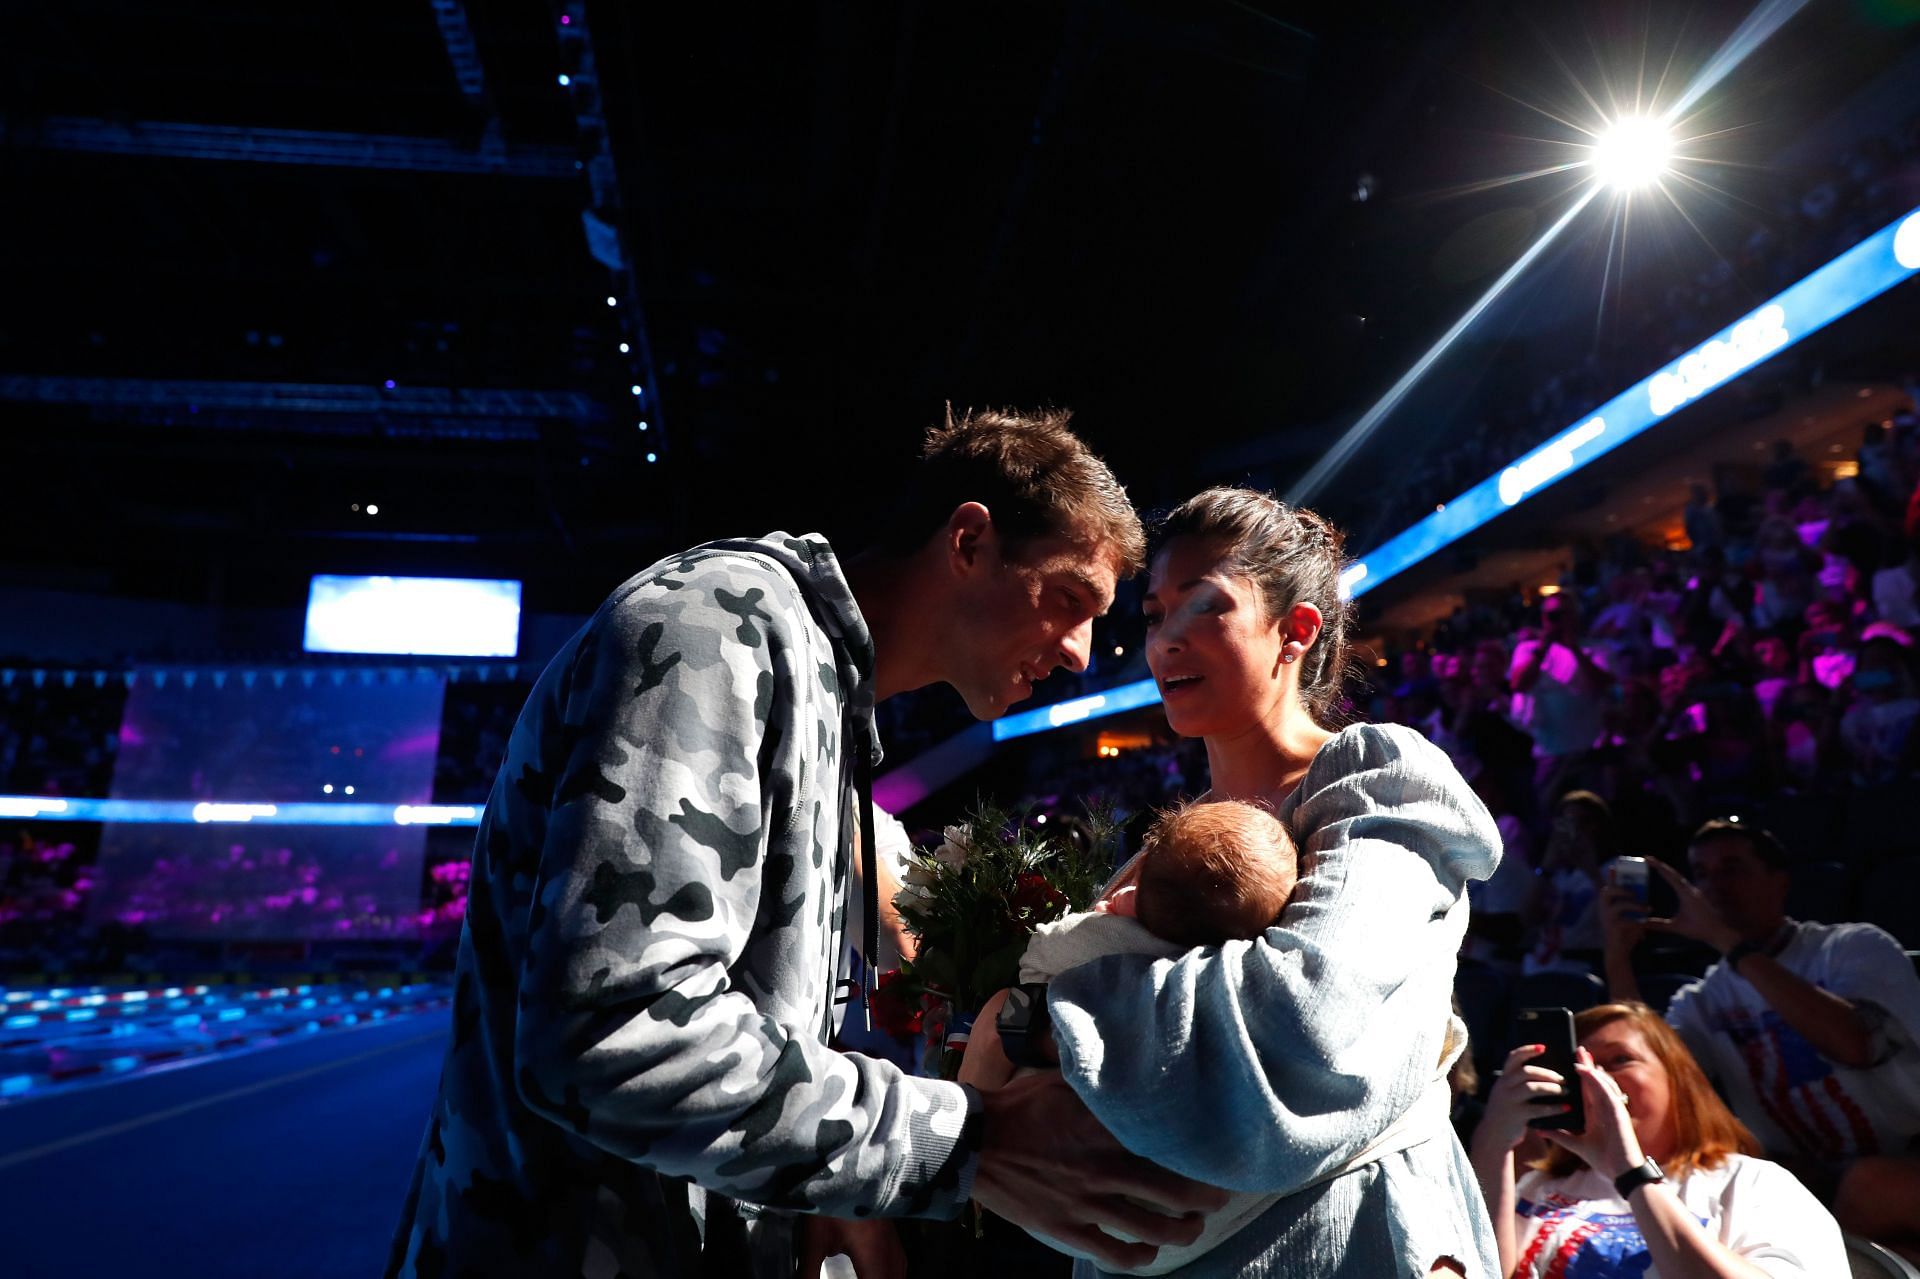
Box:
[88,671,449,940]
[303,574,522,657]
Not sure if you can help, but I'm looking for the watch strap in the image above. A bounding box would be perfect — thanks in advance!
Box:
[1613,1157,1665,1199]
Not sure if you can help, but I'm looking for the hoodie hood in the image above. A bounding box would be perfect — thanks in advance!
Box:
[691,531,881,767]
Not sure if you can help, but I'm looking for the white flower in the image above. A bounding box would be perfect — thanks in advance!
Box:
[932,825,971,869]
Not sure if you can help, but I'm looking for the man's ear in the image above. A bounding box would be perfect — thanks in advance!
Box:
[946,502,994,574]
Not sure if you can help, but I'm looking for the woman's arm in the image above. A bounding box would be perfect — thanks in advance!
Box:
[958,989,1019,1091]
[1470,1043,1572,1278]
[1047,723,1503,1191]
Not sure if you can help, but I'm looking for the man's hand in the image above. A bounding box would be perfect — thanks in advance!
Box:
[1644,859,1739,953]
[972,1071,1229,1272]
[798,1216,905,1279]
[1599,885,1647,961]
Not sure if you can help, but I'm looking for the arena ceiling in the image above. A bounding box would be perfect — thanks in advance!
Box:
[1,0,1914,617]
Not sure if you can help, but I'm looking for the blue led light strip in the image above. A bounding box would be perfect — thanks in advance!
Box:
[990,678,1164,743]
[0,797,481,827]
[1342,204,1920,600]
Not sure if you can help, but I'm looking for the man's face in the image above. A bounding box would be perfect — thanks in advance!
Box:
[1688,834,1789,933]
[945,529,1118,720]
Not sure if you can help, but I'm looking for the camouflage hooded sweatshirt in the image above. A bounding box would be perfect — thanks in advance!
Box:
[388,532,975,1279]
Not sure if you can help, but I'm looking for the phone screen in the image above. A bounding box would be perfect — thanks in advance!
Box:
[1516,1006,1584,1132]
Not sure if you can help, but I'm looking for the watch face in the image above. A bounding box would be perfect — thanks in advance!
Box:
[1000,987,1032,1026]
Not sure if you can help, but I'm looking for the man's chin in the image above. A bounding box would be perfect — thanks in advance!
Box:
[961,688,1028,721]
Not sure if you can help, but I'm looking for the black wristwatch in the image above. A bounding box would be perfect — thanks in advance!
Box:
[997,982,1052,1068]
[1613,1157,1666,1199]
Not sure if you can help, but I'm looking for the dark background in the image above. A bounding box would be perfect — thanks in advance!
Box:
[5,0,1916,632]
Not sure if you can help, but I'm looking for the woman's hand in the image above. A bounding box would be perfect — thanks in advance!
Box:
[1475,1044,1571,1155]
[1538,1048,1644,1178]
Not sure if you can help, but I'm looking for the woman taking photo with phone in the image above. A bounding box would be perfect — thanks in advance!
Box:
[1469,1002,1846,1277]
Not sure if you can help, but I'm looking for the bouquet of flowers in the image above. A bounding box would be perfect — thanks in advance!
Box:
[873,799,1117,1079]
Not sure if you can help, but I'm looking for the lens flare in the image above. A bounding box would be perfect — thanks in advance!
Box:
[1589,117,1673,191]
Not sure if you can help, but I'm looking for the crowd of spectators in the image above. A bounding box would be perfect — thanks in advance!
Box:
[1369,400,1920,966]
[0,677,124,798]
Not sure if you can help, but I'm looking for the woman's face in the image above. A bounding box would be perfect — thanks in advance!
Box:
[1581,1020,1677,1162]
[1143,537,1288,739]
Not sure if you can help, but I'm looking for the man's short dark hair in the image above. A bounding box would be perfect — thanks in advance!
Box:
[1689,818,1790,871]
[869,406,1146,573]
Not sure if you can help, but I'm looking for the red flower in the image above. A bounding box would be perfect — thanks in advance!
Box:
[868,968,924,1038]
[1010,872,1067,921]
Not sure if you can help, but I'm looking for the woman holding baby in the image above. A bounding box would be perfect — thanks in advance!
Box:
[992,488,1504,1277]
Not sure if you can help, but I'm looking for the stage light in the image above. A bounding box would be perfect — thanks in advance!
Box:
[606,296,618,307]
[323,784,333,794]
[383,379,396,389]
[637,421,649,431]
[366,504,379,515]
[557,74,571,87]
[344,786,355,796]
[1589,117,1672,192]
[630,384,642,396]
[1898,210,1920,268]
[618,342,630,353]
[646,452,658,463]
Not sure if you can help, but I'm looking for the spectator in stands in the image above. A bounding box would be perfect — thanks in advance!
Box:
[1753,515,1820,631]
[1872,524,1920,630]
[1471,1001,1848,1276]
[1522,790,1614,977]
[1838,634,1920,785]
[1682,483,1725,555]
[1464,770,1531,963]
[1751,634,1796,721]
[1769,440,1816,501]
[1601,819,1920,1260]
[1509,594,1610,787]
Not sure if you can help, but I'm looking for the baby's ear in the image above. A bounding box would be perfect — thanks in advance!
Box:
[1096,885,1140,918]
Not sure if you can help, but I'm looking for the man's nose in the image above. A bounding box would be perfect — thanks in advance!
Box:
[1055,618,1092,675]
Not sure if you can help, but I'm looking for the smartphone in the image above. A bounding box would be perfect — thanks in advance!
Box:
[1606,856,1651,920]
[1516,1006,1584,1132]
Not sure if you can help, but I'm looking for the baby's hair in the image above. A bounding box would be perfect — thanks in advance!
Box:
[1135,798,1297,947]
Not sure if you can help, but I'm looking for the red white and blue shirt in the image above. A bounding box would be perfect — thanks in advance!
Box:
[1667,920,1920,1161]
[1513,1156,1845,1277]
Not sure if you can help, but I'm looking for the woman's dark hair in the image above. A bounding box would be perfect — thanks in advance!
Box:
[1152,486,1358,725]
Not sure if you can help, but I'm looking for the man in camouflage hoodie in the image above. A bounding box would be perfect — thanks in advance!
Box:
[387,409,1224,1278]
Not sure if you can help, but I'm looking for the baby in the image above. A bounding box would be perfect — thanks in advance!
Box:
[964,800,1461,1276]
[963,798,1297,1101]
[961,800,1296,1274]
[1107,797,1299,947]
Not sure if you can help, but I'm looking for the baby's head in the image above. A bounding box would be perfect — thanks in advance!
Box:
[1133,799,1298,947]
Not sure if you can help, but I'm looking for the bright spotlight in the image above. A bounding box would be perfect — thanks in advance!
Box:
[1589,117,1672,192]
